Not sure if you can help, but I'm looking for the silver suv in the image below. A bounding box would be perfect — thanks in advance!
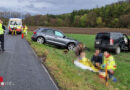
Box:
[31,28,79,50]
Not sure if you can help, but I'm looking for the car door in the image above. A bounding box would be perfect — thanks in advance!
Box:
[45,29,55,44]
[128,39,130,50]
[53,31,67,46]
[128,38,130,50]
[123,34,130,49]
[112,33,122,46]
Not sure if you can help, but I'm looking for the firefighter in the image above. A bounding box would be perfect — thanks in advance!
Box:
[0,20,5,51]
[12,27,17,36]
[23,25,28,36]
[101,51,117,81]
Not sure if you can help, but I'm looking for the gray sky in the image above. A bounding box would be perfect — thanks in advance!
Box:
[0,0,118,15]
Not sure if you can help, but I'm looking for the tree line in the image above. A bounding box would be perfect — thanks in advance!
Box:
[0,1,130,28]
[23,2,130,28]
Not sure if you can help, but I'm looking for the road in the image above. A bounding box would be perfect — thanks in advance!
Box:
[0,35,58,90]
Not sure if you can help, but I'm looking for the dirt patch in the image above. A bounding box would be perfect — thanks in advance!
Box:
[28,26,130,35]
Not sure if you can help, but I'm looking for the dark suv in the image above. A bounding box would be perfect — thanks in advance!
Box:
[95,32,130,54]
[32,28,79,50]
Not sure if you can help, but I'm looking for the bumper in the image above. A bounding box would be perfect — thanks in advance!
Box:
[9,29,22,33]
[95,44,116,51]
[31,36,37,41]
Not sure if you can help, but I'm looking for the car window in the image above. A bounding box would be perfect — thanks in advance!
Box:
[111,33,123,40]
[55,31,64,37]
[96,33,110,40]
[41,29,47,33]
[35,28,40,32]
[38,28,44,32]
[46,29,54,35]
[123,34,128,40]
[123,34,129,44]
[123,34,128,39]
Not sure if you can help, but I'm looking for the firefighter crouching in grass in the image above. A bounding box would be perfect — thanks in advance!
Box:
[23,25,28,36]
[100,51,117,82]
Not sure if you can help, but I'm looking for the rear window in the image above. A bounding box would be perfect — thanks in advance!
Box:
[96,33,110,40]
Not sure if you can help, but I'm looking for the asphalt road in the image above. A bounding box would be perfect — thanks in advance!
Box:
[0,35,58,90]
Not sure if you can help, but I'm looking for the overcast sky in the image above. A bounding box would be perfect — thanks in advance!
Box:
[0,0,118,15]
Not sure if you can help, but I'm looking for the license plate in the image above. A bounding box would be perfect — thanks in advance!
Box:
[96,41,100,44]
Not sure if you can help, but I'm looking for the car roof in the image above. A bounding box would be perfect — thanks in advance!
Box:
[97,32,123,34]
[39,27,62,32]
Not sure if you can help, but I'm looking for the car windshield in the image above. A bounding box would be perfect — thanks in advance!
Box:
[10,21,22,25]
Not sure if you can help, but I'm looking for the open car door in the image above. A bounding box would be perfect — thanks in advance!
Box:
[123,34,130,50]
[128,39,130,50]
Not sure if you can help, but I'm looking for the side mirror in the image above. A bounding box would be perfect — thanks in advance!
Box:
[63,36,66,38]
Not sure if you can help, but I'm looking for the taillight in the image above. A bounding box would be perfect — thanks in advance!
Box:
[33,32,36,34]
[110,39,114,45]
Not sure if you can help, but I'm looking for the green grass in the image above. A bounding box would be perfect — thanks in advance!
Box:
[26,32,130,90]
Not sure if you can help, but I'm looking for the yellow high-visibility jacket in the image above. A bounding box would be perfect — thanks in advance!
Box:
[0,23,4,35]
[103,55,117,70]
[23,26,28,33]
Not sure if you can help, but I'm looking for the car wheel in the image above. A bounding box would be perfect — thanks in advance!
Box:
[115,46,121,54]
[67,43,75,50]
[37,37,45,44]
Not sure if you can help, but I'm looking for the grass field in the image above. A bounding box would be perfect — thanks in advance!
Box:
[26,32,130,90]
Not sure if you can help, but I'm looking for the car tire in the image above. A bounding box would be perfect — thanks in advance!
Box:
[37,37,45,44]
[67,43,75,50]
[115,46,121,54]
